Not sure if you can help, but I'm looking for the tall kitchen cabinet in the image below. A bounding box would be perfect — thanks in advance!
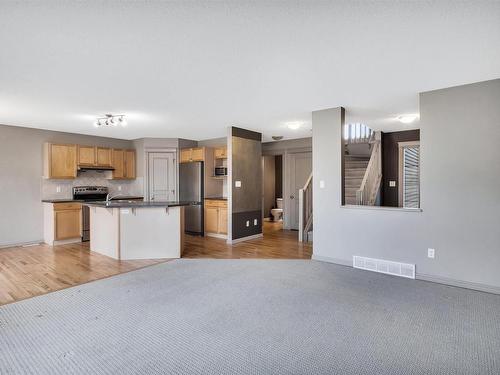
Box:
[111,149,136,179]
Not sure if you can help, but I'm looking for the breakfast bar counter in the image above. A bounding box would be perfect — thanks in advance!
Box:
[84,201,195,260]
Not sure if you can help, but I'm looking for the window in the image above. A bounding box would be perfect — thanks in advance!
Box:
[399,142,420,208]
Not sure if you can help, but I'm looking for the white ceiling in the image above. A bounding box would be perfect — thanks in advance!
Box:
[0,1,499,142]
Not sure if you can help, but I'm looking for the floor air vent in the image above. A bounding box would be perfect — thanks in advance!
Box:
[353,256,415,279]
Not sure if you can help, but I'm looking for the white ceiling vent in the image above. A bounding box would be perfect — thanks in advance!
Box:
[353,256,415,279]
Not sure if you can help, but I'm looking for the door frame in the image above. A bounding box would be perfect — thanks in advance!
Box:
[286,151,312,230]
[262,146,311,230]
[144,148,178,201]
[398,141,420,208]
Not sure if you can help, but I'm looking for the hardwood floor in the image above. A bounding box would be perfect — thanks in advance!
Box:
[183,221,312,259]
[0,242,166,306]
[0,221,311,306]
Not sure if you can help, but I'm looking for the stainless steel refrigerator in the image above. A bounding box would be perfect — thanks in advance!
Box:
[179,161,204,235]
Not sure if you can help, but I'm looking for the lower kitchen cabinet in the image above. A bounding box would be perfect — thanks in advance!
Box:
[204,199,227,237]
[43,202,82,245]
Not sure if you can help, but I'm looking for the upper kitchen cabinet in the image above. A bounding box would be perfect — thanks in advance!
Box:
[78,145,112,167]
[43,143,77,179]
[111,149,136,179]
[180,147,205,163]
[96,147,112,167]
[214,146,227,159]
[78,145,96,166]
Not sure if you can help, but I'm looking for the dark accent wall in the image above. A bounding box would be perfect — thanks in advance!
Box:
[381,129,420,207]
[275,155,283,199]
[231,127,262,240]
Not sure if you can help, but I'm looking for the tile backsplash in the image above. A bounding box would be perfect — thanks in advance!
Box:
[41,170,144,200]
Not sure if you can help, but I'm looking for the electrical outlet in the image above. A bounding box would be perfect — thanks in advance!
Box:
[235,181,242,188]
[254,219,258,226]
[428,248,435,259]
[246,220,250,227]
[389,180,396,187]
[56,186,61,193]
[118,186,122,191]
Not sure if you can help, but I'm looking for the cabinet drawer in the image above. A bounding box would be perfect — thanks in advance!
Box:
[205,199,227,208]
[53,203,82,211]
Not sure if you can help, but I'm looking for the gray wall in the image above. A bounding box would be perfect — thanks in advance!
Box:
[0,124,133,247]
[262,155,276,218]
[312,79,500,293]
[262,137,312,155]
[230,127,262,240]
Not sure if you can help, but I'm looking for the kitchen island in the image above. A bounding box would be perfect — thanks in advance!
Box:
[84,201,195,260]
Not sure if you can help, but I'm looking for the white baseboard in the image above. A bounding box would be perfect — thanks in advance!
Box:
[311,254,352,266]
[0,240,44,249]
[416,273,500,295]
[312,254,500,295]
[206,232,227,240]
[226,233,263,244]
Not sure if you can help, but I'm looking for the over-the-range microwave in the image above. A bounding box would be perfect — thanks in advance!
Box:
[214,167,228,176]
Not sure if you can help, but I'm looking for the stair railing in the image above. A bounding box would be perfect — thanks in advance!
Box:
[299,172,313,242]
[356,137,382,205]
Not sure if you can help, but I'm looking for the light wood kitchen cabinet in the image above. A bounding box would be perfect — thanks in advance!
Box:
[214,146,227,159]
[205,206,219,233]
[180,147,205,163]
[218,207,228,234]
[96,147,112,167]
[125,150,136,178]
[111,149,136,179]
[78,145,96,166]
[44,143,77,179]
[43,202,82,243]
[112,149,125,178]
[204,199,228,236]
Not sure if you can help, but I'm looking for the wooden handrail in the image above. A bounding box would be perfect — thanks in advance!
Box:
[299,172,313,242]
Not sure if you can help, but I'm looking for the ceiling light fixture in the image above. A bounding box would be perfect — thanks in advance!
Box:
[272,136,284,141]
[397,114,419,124]
[94,114,127,127]
[286,121,302,130]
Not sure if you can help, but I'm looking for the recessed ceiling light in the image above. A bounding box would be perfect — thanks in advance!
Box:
[272,136,283,141]
[397,114,419,124]
[286,121,302,130]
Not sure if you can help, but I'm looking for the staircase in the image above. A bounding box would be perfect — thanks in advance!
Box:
[344,156,370,205]
[299,173,313,242]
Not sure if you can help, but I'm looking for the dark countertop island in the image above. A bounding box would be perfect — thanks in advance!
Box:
[84,200,198,208]
[42,196,144,203]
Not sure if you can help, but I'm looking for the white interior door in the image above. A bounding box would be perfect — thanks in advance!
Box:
[288,152,312,230]
[148,152,176,201]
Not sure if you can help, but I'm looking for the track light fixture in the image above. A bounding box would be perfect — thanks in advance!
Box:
[94,114,126,127]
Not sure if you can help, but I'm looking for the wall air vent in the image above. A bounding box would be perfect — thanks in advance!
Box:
[353,256,415,279]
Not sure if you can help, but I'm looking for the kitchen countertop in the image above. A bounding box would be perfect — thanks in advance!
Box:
[42,196,144,203]
[84,200,198,208]
[204,197,228,201]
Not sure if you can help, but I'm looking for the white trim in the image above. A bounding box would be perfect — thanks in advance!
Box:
[312,254,500,295]
[0,240,44,249]
[226,233,263,244]
[206,232,228,240]
[311,254,352,266]
[416,273,500,295]
[340,204,422,212]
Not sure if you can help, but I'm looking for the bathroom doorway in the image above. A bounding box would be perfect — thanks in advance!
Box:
[262,154,284,231]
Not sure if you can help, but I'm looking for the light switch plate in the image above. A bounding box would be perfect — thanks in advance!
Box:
[246,220,250,227]
[319,180,325,189]
[235,181,242,188]
[254,219,258,226]
[428,248,435,258]
[389,180,396,187]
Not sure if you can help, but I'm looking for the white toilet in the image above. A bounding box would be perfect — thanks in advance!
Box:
[270,198,283,221]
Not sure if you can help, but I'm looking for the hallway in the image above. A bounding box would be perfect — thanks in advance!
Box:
[183,221,312,259]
